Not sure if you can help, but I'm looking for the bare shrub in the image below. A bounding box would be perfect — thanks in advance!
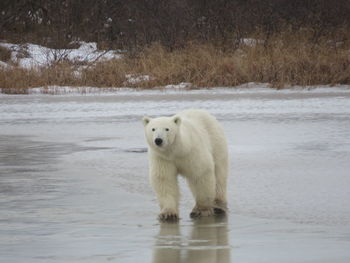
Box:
[1,0,350,50]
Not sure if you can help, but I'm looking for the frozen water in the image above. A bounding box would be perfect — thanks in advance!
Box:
[0,87,350,262]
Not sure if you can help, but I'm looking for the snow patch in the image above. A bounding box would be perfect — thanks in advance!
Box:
[0,42,122,69]
[26,86,132,95]
[164,82,192,90]
[125,74,152,85]
[241,38,265,47]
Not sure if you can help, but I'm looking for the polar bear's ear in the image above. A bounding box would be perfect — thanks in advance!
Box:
[173,116,181,126]
[142,116,151,126]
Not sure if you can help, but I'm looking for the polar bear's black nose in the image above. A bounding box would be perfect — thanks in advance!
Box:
[155,138,163,146]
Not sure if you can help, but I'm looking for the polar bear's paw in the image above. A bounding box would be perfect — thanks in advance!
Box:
[214,199,228,215]
[190,206,214,218]
[158,209,179,221]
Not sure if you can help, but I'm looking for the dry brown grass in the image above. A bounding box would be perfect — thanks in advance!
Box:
[0,63,81,93]
[240,30,350,88]
[1,29,350,94]
[124,43,246,87]
[0,46,12,62]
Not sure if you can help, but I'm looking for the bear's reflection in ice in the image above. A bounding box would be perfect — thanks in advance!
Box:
[153,216,230,263]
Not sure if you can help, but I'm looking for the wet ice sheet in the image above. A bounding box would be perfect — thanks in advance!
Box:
[0,88,350,262]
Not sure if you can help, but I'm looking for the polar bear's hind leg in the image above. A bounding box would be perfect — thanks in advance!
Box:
[213,157,229,214]
[187,169,216,218]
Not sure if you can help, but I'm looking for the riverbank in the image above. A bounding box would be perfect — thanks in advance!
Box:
[1,30,349,94]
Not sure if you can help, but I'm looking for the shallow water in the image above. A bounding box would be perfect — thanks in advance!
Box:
[1,88,350,262]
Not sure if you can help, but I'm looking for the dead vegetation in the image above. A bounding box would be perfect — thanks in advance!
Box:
[1,29,350,94]
[0,46,12,62]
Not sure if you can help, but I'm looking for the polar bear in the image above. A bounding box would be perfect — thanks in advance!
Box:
[143,109,228,220]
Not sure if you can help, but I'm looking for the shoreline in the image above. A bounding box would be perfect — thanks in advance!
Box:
[1,83,350,96]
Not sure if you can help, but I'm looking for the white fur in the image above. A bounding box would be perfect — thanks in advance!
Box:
[143,109,229,219]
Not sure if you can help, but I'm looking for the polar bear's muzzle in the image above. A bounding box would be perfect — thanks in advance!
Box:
[154,138,163,146]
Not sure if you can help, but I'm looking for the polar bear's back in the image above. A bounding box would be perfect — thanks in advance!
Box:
[178,109,220,131]
[178,109,228,159]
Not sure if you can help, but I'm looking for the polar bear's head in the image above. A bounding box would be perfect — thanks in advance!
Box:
[142,115,181,151]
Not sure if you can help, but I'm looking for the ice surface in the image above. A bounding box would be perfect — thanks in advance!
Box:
[0,88,350,262]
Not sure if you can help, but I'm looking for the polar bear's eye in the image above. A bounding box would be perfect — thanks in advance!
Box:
[152,128,155,132]
[165,128,169,131]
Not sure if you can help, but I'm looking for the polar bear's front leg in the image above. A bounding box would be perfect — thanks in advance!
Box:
[150,157,179,221]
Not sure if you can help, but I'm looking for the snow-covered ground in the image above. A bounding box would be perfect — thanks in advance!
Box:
[0,88,350,262]
[1,82,349,95]
[0,42,122,69]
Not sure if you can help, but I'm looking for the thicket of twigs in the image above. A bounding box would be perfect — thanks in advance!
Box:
[1,0,349,49]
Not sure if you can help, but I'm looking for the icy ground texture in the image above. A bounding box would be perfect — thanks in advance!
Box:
[0,42,121,68]
[0,88,350,262]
